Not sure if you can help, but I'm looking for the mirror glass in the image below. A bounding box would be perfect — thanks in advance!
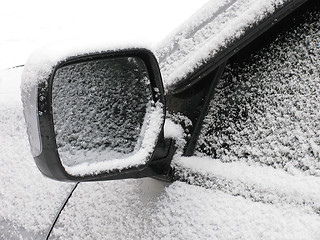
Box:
[52,57,152,171]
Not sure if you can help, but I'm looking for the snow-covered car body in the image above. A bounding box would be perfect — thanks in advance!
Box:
[1,0,320,239]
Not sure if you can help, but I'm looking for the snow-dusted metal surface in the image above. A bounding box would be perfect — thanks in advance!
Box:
[155,0,291,91]
[0,68,74,239]
[49,178,320,240]
[48,2,320,239]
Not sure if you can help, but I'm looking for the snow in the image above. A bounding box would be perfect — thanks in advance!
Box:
[20,39,153,156]
[49,178,320,240]
[164,117,188,155]
[21,41,165,176]
[64,102,164,176]
[0,1,207,237]
[196,11,320,176]
[1,0,320,239]
[0,68,74,239]
[51,56,164,176]
[0,0,208,71]
[21,38,153,95]
[155,0,289,92]
[174,156,320,212]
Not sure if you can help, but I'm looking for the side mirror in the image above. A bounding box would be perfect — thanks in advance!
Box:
[21,45,174,182]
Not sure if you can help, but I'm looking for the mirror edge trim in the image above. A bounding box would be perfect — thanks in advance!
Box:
[33,48,167,182]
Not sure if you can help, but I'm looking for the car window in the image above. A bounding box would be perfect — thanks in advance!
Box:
[196,5,320,176]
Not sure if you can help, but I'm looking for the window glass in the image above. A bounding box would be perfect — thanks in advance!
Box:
[196,9,320,176]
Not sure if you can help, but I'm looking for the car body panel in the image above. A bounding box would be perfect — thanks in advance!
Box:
[49,0,320,238]
[0,67,75,239]
[48,178,319,239]
[1,0,320,239]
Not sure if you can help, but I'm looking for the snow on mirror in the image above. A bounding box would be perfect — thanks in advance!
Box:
[52,57,152,174]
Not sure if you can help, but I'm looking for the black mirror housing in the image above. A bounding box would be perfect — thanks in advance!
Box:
[21,44,173,182]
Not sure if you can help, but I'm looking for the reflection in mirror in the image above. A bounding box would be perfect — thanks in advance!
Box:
[52,57,152,170]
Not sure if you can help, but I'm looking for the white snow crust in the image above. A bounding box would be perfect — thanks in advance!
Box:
[0,68,74,238]
[21,38,152,98]
[20,39,166,176]
[64,102,164,176]
[0,0,208,71]
[2,0,320,239]
[174,156,320,212]
[49,178,320,240]
[21,39,153,158]
[30,4,320,239]
[51,56,163,176]
[155,0,289,91]
[164,115,191,155]
[196,11,320,176]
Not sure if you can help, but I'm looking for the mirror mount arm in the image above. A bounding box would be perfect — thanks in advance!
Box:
[134,137,175,182]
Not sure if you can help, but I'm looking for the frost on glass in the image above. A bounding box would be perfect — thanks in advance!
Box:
[196,11,320,176]
[52,57,152,169]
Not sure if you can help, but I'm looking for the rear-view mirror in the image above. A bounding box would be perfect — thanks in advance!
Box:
[22,47,174,182]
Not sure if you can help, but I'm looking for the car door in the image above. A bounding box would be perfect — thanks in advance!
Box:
[0,67,75,239]
[46,1,320,239]
[176,0,320,209]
